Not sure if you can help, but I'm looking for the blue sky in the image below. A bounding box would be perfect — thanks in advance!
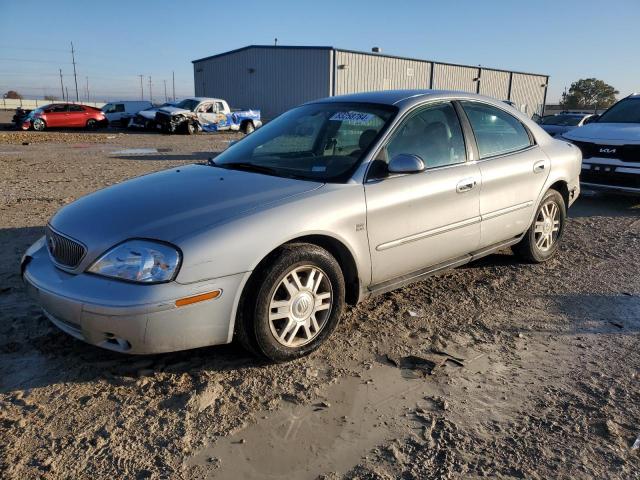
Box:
[1,0,638,103]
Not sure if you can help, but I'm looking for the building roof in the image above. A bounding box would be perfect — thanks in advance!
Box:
[192,45,548,78]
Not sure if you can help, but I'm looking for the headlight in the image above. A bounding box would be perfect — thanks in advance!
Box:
[87,240,181,283]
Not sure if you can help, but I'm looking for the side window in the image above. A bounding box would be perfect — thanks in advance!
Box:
[215,102,225,112]
[51,105,68,113]
[460,101,532,159]
[385,102,467,169]
[69,105,84,112]
[114,104,125,112]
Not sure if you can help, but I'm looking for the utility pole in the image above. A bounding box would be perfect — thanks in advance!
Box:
[65,87,69,103]
[85,76,89,102]
[148,76,152,103]
[59,68,65,100]
[274,37,278,46]
[138,74,144,100]
[163,80,167,102]
[70,42,79,102]
[172,71,175,101]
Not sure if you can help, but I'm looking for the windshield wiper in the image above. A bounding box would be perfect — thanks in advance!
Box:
[215,161,280,176]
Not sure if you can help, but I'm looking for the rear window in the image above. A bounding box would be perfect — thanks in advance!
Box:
[540,114,583,126]
[460,101,532,159]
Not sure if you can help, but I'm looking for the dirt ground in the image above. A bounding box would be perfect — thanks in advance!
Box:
[1,110,639,479]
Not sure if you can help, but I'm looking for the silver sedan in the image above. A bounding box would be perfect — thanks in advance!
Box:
[22,90,582,362]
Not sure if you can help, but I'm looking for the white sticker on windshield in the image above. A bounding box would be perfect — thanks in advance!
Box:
[329,111,375,123]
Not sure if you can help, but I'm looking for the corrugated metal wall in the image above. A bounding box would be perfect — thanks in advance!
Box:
[194,47,331,119]
[193,47,547,119]
[431,64,478,92]
[334,51,430,95]
[510,73,547,116]
[478,68,510,101]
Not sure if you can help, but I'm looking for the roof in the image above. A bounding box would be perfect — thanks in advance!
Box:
[309,89,501,107]
[192,45,548,78]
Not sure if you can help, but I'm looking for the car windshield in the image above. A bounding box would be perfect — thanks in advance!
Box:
[598,98,640,123]
[175,99,200,111]
[540,114,583,126]
[102,103,116,113]
[213,102,397,183]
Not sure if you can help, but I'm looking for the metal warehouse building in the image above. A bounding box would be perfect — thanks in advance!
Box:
[192,45,548,120]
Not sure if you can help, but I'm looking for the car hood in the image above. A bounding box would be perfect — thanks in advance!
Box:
[563,122,640,143]
[158,106,191,116]
[50,164,322,254]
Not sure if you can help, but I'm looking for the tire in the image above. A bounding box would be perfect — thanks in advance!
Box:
[185,122,197,135]
[512,189,566,263]
[86,119,97,130]
[243,121,255,134]
[236,243,345,362]
[32,118,46,131]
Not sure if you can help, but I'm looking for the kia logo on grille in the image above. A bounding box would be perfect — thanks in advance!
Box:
[599,147,616,154]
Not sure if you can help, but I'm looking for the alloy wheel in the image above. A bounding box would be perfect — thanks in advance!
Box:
[534,200,560,252]
[268,265,333,348]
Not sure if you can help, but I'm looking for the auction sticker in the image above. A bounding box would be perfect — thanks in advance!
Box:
[329,111,375,123]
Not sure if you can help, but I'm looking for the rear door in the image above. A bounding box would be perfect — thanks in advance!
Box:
[364,101,481,285]
[67,104,88,127]
[458,101,550,248]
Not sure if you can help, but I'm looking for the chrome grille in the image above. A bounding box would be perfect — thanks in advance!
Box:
[46,227,86,268]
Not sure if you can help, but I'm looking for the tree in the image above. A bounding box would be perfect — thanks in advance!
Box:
[3,90,23,99]
[44,95,59,101]
[563,78,618,110]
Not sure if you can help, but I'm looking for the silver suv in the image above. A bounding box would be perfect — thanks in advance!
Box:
[563,94,640,193]
[22,90,581,362]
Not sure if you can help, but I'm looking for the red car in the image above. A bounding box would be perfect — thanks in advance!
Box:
[22,103,107,131]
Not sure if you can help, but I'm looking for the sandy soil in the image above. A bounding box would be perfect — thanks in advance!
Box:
[1,112,639,479]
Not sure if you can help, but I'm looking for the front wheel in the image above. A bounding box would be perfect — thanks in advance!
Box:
[512,189,566,263]
[236,243,345,362]
[86,119,97,130]
[32,118,46,131]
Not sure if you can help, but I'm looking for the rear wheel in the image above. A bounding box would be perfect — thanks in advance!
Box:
[236,243,345,362]
[243,121,255,134]
[32,118,46,131]
[512,189,566,263]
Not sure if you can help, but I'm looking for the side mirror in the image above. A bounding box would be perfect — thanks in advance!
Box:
[388,154,425,174]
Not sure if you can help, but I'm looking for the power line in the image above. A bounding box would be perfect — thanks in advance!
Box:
[138,74,144,100]
[70,42,79,102]
[59,69,65,101]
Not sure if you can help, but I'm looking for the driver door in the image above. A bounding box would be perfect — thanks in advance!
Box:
[364,101,481,285]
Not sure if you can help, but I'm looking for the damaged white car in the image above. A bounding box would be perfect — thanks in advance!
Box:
[154,97,261,134]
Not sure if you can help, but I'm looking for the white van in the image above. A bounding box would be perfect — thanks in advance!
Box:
[101,101,153,125]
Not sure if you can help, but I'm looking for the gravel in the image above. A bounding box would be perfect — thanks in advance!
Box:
[1,115,639,479]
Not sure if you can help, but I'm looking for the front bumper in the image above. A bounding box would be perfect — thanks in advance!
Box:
[22,240,248,354]
[581,158,640,194]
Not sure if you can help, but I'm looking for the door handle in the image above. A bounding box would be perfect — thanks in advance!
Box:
[456,178,477,193]
[533,160,546,173]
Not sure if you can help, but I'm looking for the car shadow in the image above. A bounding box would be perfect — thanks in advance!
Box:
[569,190,640,218]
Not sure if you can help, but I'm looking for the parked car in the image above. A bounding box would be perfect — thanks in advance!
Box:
[21,90,581,361]
[538,113,595,137]
[11,107,32,128]
[101,101,152,126]
[154,97,261,134]
[20,103,107,131]
[127,102,178,130]
[562,93,640,193]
